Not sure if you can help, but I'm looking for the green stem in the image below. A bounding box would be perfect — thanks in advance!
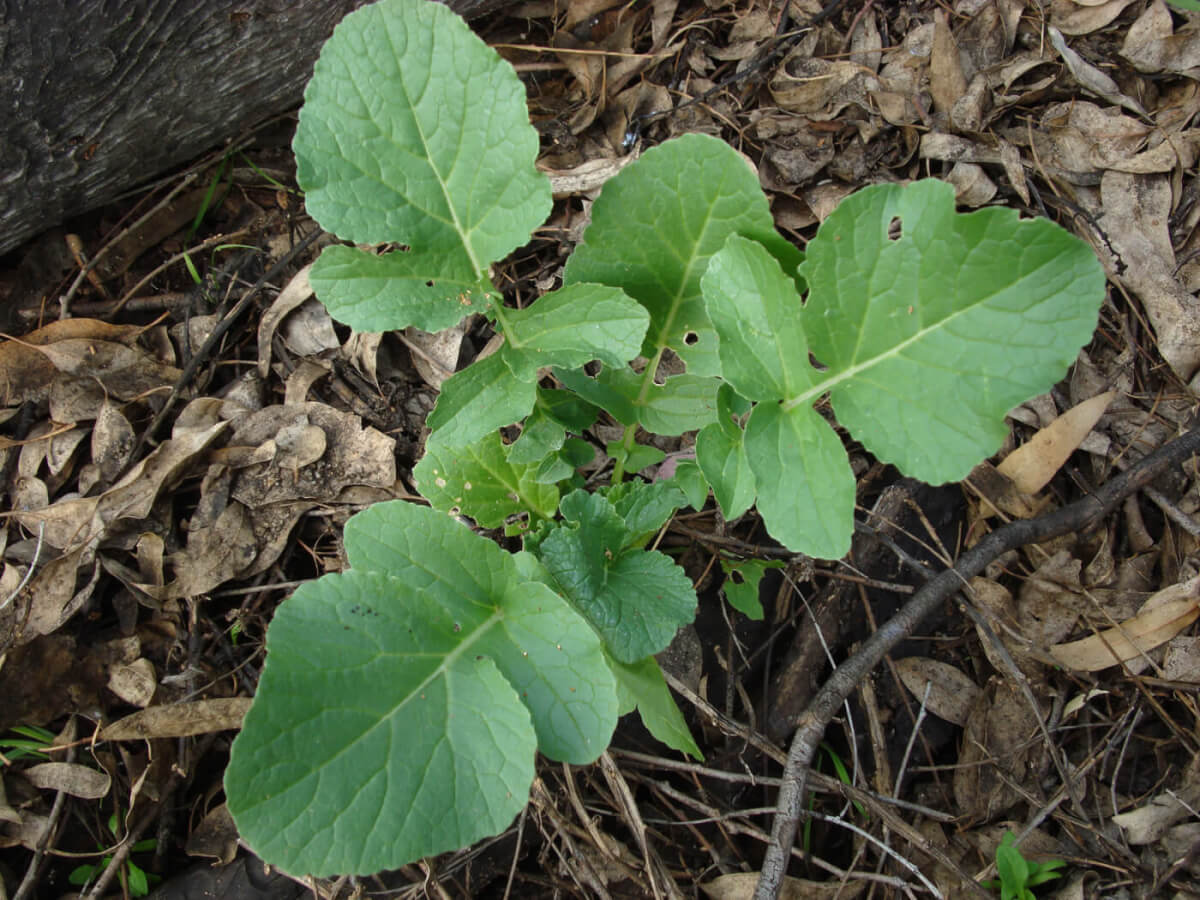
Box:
[611,344,668,484]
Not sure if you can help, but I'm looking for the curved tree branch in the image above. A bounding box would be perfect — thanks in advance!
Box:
[753,425,1200,900]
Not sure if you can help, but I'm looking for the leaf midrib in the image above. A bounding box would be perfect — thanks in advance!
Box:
[781,259,1058,413]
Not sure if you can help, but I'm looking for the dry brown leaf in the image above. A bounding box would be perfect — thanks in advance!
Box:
[1163,635,1200,682]
[1113,757,1200,843]
[1048,26,1147,116]
[91,400,136,486]
[954,677,1042,822]
[771,55,878,118]
[1018,550,1085,649]
[107,658,157,707]
[24,761,111,800]
[1098,172,1200,385]
[0,319,143,406]
[543,150,640,197]
[1051,0,1138,35]
[701,873,865,899]
[280,298,340,359]
[257,263,314,377]
[283,358,332,405]
[169,502,258,599]
[404,324,465,390]
[21,548,102,639]
[929,10,967,116]
[102,698,253,741]
[1122,0,1200,73]
[185,803,240,863]
[997,391,1114,495]
[894,657,980,726]
[945,161,997,206]
[1050,576,1200,671]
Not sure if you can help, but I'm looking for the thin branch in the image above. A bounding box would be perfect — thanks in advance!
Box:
[753,426,1200,900]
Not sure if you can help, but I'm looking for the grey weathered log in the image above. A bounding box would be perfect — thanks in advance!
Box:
[0,0,500,257]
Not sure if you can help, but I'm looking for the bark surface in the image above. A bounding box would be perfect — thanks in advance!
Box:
[0,0,497,256]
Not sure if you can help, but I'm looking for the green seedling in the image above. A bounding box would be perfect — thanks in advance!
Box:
[982,832,1066,900]
[0,725,55,763]
[69,814,159,898]
[224,0,1106,878]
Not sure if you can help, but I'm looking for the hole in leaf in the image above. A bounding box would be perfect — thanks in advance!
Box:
[887,216,902,241]
[683,331,699,346]
[808,353,828,371]
[730,570,745,585]
[425,280,435,287]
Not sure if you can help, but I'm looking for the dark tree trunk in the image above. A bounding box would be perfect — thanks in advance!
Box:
[0,0,499,256]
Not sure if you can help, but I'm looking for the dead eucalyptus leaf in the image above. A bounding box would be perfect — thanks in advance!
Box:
[102,698,253,741]
[895,658,981,726]
[998,392,1114,495]
[701,873,865,899]
[1050,577,1200,671]
[257,263,314,377]
[24,762,111,800]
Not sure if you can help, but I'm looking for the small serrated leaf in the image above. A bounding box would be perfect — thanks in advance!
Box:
[534,491,697,663]
[414,431,559,527]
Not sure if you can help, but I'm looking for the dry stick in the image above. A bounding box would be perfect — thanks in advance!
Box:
[753,425,1200,900]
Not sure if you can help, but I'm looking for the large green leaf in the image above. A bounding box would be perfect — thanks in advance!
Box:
[414,431,559,527]
[563,133,787,377]
[532,490,697,663]
[294,0,551,332]
[226,502,617,877]
[799,179,1104,483]
[701,180,1105,557]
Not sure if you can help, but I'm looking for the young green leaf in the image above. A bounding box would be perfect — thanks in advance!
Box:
[564,133,787,378]
[499,284,650,380]
[702,181,1104,557]
[559,365,720,436]
[605,479,689,546]
[532,490,697,663]
[606,440,666,475]
[414,431,560,527]
[294,0,551,332]
[507,389,599,465]
[609,655,703,760]
[719,558,785,620]
[226,502,618,877]
[427,352,537,446]
[696,385,755,520]
[670,459,709,512]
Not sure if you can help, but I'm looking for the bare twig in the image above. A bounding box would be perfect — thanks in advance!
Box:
[753,426,1200,900]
